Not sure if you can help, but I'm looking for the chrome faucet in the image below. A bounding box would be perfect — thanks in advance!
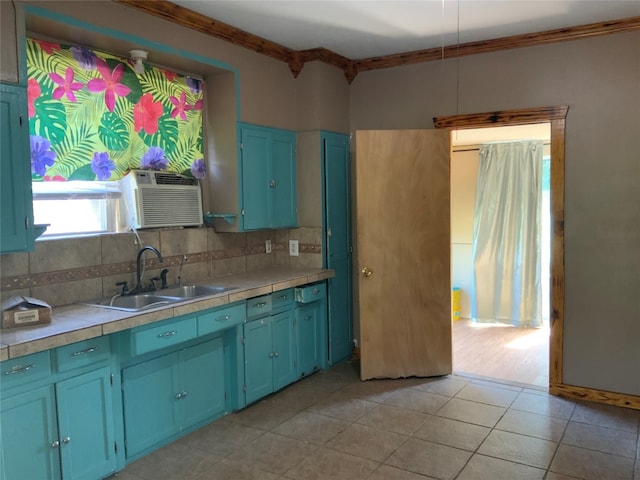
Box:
[133,246,164,294]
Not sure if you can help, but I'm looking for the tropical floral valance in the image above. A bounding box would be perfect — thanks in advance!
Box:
[26,38,205,181]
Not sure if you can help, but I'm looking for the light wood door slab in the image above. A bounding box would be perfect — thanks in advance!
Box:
[355,129,451,380]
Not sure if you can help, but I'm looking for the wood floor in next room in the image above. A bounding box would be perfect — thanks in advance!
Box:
[453,319,549,387]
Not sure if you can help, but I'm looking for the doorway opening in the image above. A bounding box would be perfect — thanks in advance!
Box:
[450,124,550,387]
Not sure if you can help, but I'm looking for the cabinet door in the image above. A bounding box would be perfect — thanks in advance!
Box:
[295,303,321,378]
[271,310,296,391]
[0,386,61,480]
[271,130,297,228]
[243,318,273,404]
[0,83,33,253]
[122,353,180,457]
[241,126,271,230]
[56,366,116,480]
[180,338,226,428]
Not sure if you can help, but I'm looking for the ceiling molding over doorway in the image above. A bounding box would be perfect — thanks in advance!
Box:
[112,1,640,84]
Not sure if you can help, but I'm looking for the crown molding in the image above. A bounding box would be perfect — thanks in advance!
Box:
[113,1,640,84]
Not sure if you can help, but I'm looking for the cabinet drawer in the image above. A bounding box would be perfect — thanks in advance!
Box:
[55,336,111,373]
[295,283,326,303]
[246,294,272,320]
[0,351,51,391]
[272,288,295,311]
[198,302,245,336]
[132,316,197,356]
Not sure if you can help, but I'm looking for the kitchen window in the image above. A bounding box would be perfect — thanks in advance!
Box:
[26,37,205,237]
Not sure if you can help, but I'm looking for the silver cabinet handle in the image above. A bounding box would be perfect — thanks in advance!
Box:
[4,364,35,375]
[269,179,276,188]
[158,330,178,338]
[278,294,288,300]
[312,289,320,294]
[268,352,274,358]
[175,392,183,399]
[254,302,267,308]
[216,315,230,322]
[72,346,98,356]
[273,352,279,358]
[62,437,71,444]
[181,391,188,399]
[51,440,60,448]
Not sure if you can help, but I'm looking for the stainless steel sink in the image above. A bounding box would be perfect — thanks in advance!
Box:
[84,285,233,311]
[85,293,182,312]
[158,285,233,298]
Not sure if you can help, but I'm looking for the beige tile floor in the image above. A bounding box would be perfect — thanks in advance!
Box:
[116,362,640,480]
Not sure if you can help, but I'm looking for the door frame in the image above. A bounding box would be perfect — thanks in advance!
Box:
[435,107,566,382]
[434,106,639,410]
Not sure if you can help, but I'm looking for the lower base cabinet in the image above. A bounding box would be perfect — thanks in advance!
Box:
[0,366,116,480]
[122,337,226,458]
[295,302,322,377]
[243,310,296,405]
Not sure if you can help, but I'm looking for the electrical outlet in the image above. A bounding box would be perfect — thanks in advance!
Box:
[289,239,299,256]
[265,240,272,254]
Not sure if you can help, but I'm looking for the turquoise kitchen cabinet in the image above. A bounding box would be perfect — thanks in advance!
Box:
[240,123,297,230]
[122,337,226,459]
[55,367,116,480]
[294,282,328,377]
[0,367,116,480]
[243,310,296,404]
[0,83,35,253]
[295,303,322,378]
[0,386,60,480]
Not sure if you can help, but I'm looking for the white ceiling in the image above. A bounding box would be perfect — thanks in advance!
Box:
[171,0,640,59]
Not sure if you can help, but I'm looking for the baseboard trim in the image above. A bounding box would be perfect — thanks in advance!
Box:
[550,382,640,410]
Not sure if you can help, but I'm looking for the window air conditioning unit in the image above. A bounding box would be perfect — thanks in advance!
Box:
[120,170,203,229]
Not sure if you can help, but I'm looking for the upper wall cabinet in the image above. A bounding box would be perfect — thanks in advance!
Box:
[207,122,297,232]
[239,123,297,231]
[0,83,35,253]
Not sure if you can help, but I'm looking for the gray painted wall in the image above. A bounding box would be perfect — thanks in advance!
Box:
[349,32,640,396]
[4,1,639,396]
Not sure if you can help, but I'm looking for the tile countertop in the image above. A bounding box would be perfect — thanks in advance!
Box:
[0,267,334,361]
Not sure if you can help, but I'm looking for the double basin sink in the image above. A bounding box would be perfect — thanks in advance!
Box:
[86,285,234,312]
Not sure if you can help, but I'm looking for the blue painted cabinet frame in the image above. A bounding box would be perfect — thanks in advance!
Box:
[0,83,35,253]
[0,359,117,480]
[239,123,297,230]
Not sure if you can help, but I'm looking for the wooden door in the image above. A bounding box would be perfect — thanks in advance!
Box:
[355,130,451,380]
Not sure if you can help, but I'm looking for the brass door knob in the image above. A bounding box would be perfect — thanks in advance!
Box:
[361,267,373,277]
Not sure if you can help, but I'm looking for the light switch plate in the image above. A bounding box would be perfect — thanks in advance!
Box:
[265,240,272,254]
[289,240,299,256]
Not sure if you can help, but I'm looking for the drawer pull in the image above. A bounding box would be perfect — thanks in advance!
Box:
[254,302,267,308]
[278,294,288,300]
[158,330,178,338]
[176,391,188,400]
[51,440,60,449]
[216,315,230,322]
[268,352,274,358]
[4,364,35,375]
[72,346,98,357]
[62,436,71,444]
[312,288,320,294]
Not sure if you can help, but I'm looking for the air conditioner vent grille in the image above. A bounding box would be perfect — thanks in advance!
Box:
[153,172,199,186]
[139,188,202,227]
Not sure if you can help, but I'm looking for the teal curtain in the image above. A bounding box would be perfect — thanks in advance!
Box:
[26,38,205,182]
